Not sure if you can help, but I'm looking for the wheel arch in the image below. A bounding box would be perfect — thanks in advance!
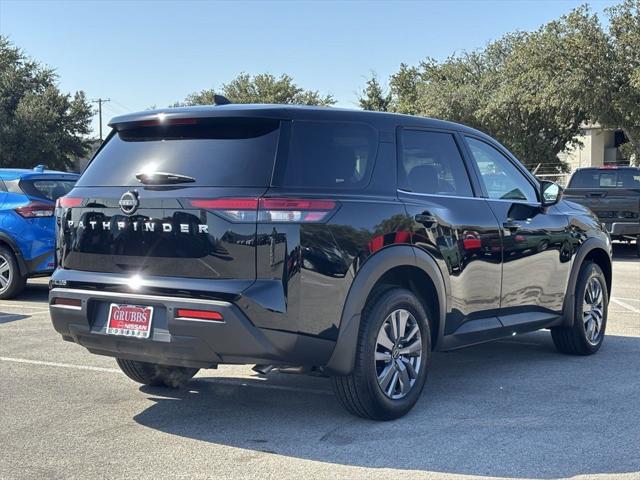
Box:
[562,236,612,327]
[324,245,447,375]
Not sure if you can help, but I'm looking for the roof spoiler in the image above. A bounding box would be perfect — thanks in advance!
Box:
[213,94,231,106]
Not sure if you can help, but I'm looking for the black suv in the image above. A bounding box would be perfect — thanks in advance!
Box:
[50,105,612,420]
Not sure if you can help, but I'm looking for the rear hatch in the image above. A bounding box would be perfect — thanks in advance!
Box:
[4,173,77,228]
[57,117,281,280]
[564,168,640,224]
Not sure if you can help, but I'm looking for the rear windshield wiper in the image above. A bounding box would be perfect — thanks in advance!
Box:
[135,171,196,185]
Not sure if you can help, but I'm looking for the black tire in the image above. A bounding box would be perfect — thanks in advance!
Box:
[116,358,199,388]
[331,288,431,420]
[0,246,27,300]
[551,261,608,355]
[636,236,640,258]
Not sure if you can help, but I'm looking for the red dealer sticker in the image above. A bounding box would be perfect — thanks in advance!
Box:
[106,304,154,339]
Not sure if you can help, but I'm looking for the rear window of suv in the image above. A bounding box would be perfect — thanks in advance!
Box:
[275,121,378,190]
[77,117,281,187]
[20,179,76,201]
[569,169,640,188]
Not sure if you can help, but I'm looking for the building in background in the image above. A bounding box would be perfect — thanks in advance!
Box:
[560,124,630,170]
[546,124,631,186]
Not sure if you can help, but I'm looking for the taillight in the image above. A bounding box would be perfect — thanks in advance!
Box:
[259,198,336,222]
[189,198,337,223]
[176,309,224,322]
[57,196,83,208]
[15,202,55,218]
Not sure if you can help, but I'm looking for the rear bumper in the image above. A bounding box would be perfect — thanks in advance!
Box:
[604,222,640,236]
[49,287,335,369]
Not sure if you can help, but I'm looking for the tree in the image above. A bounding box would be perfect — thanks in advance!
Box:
[358,74,391,112]
[365,6,611,173]
[599,0,640,165]
[0,36,93,170]
[177,73,335,107]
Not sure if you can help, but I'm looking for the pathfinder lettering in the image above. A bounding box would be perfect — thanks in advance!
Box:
[66,220,208,234]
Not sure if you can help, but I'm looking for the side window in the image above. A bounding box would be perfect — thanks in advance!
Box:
[278,121,377,190]
[398,130,473,197]
[465,137,537,202]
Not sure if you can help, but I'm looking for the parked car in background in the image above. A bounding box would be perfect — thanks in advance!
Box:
[564,166,640,256]
[0,166,79,299]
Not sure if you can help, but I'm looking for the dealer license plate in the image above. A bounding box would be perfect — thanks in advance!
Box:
[106,304,154,339]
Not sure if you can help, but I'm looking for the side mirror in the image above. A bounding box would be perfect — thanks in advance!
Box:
[540,181,562,206]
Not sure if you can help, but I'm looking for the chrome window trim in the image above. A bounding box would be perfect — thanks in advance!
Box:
[397,188,542,206]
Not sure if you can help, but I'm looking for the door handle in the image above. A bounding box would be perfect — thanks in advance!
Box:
[415,213,437,227]
[503,220,520,232]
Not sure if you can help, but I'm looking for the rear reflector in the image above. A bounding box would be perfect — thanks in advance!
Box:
[188,197,337,223]
[57,196,83,208]
[15,202,55,218]
[52,297,82,308]
[176,309,224,322]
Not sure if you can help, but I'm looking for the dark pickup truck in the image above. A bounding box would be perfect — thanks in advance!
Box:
[564,166,640,256]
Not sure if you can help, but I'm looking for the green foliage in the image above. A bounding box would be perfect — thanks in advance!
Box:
[358,74,391,112]
[0,36,93,170]
[619,142,638,166]
[177,73,335,107]
[360,6,614,174]
[600,0,640,163]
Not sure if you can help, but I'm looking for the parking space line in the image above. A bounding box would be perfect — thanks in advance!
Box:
[0,308,49,316]
[611,297,640,314]
[0,356,333,395]
[0,356,121,373]
[0,305,49,312]
[611,296,640,303]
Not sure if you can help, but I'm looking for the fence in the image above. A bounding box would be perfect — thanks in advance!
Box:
[536,173,570,187]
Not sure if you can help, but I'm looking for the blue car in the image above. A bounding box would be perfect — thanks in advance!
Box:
[0,166,79,299]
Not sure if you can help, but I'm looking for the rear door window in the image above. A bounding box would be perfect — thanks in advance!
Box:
[398,130,473,196]
[275,121,378,189]
[77,117,281,187]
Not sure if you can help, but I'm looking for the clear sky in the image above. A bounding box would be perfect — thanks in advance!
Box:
[0,0,619,136]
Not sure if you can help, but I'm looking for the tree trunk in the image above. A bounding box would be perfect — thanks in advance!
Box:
[622,127,640,166]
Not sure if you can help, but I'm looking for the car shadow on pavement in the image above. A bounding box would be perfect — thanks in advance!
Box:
[0,313,30,324]
[12,280,49,303]
[133,331,640,479]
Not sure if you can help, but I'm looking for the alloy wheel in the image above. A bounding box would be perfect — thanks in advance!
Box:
[583,277,604,345]
[0,254,11,293]
[375,308,422,400]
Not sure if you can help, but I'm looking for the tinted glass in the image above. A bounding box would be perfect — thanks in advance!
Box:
[20,179,76,201]
[277,121,377,189]
[77,118,280,187]
[568,169,640,188]
[398,130,473,196]
[465,137,537,202]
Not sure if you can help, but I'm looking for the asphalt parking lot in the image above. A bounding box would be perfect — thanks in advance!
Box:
[1,244,639,480]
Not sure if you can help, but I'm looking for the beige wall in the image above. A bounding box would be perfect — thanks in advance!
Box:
[561,127,617,172]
